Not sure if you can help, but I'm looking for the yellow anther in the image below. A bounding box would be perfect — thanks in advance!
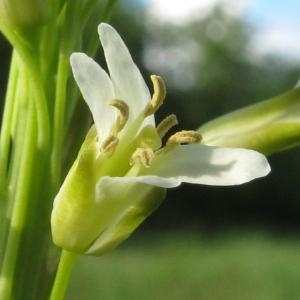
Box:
[156,114,178,138]
[101,134,119,156]
[109,99,129,133]
[130,148,155,168]
[145,75,166,116]
[166,130,202,148]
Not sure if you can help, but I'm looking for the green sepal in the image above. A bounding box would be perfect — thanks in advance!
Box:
[51,126,102,253]
[86,185,166,256]
[198,87,300,155]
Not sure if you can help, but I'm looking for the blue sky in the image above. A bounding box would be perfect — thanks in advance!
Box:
[145,0,300,61]
[250,0,300,23]
[247,1,300,61]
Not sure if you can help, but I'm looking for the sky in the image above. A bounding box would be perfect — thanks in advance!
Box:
[145,0,300,62]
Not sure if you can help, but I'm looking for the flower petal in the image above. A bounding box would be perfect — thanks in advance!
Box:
[147,144,270,186]
[97,175,180,191]
[98,23,154,126]
[70,52,115,142]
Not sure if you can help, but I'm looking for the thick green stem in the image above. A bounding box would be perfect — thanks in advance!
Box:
[0,100,37,300]
[0,51,19,203]
[0,52,20,264]
[0,23,50,151]
[49,250,78,300]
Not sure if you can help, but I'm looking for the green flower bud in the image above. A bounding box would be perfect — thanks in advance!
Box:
[0,0,53,28]
[51,127,166,255]
[198,87,300,155]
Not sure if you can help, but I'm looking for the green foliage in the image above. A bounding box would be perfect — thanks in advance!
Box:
[68,230,300,300]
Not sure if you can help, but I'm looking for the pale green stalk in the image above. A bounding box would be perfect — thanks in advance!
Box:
[51,53,70,189]
[49,251,78,300]
[0,51,19,269]
[0,95,37,300]
[0,52,18,199]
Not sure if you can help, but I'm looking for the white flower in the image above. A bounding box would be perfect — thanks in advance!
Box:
[70,23,270,188]
[51,23,270,255]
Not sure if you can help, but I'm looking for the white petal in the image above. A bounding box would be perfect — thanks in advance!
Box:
[70,52,115,141]
[148,144,270,186]
[96,176,180,194]
[98,23,154,126]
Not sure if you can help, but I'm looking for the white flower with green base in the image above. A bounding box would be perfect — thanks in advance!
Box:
[51,23,270,256]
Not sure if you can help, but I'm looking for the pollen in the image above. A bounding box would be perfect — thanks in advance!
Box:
[166,130,202,148]
[144,75,166,116]
[109,99,129,133]
[156,114,178,138]
[130,148,155,168]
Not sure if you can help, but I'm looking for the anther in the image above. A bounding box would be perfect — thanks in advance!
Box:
[130,148,155,168]
[101,134,119,156]
[166,130,202,148]
[109,99,129,133]
[156,114,178,138]
[144,75,166,116]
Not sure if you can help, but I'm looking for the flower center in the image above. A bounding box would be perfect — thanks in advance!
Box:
[97,75,201,176]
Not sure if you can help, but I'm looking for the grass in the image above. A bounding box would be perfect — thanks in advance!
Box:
[66,230,300,300]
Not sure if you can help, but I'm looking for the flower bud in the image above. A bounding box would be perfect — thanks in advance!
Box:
[0,0,53,28]
[198,87,300,155]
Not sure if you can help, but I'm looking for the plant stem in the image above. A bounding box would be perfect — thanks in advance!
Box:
[51,53,69,189]
[49,250,78,300]
[0,98,37,300]
[0,51,19,200]
[0,23,50,151]
[0,51,20,265]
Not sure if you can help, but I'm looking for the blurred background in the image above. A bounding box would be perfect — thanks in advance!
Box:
[1,0,300,299]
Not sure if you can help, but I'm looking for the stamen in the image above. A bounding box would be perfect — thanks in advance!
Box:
[166,130,202,148]
[109,99,129,133]
[130,148,154,168]
[101,134,119,156]
[144,75,166,116]
[156,114,178,138]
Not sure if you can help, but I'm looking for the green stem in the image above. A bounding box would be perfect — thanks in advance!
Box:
[51,53,69,189]
[0,99,37,300]
[49,250,78,300]
[0,54,29,277]
[0,51,20,272]
[51,0,83,192]
[5,58,29,219]
[102,0,119,21]
[0,23,50,151]
[0,51,19,203]
[85,0,118,56]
